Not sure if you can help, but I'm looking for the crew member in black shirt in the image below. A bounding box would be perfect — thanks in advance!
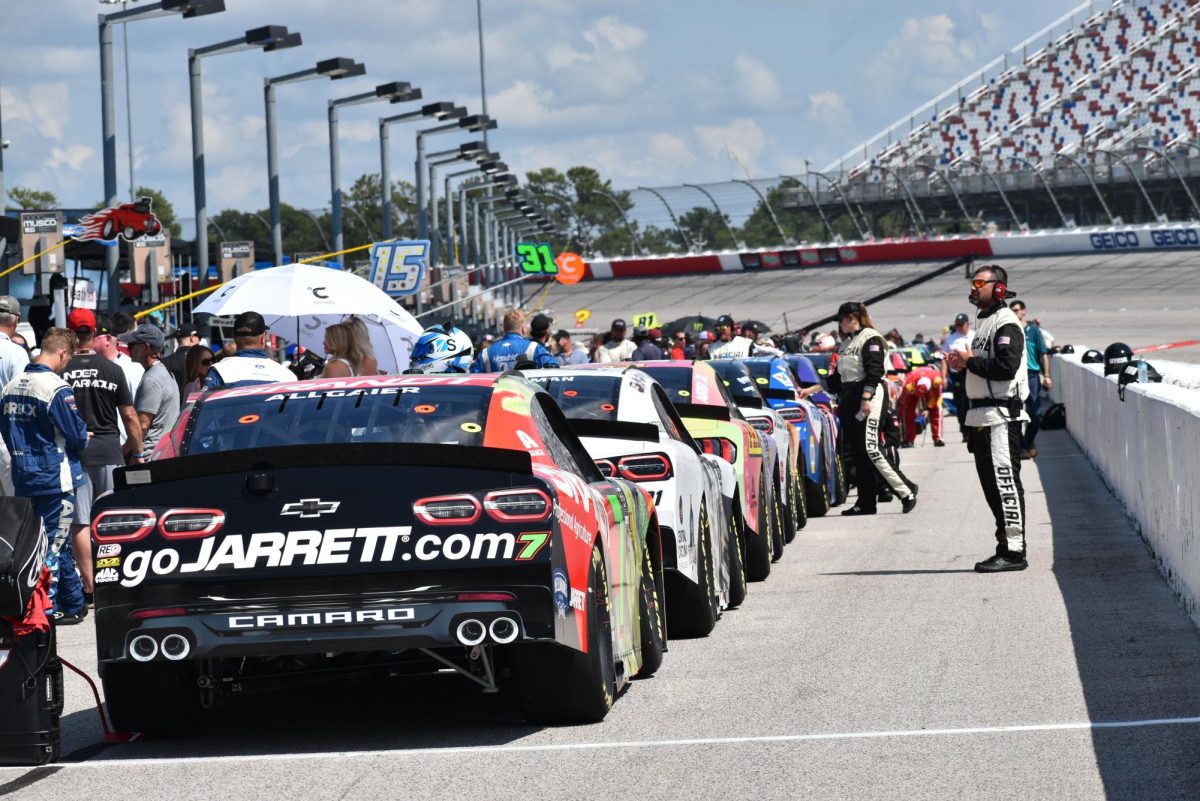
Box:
[64,309,142,602]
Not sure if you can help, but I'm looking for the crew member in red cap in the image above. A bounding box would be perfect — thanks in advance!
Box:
[899,364,945,447]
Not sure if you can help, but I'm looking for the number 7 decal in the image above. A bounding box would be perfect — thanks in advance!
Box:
[515,531,551,560]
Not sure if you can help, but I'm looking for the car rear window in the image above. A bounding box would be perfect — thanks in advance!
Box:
[707,361,759,400]
[528,375,621,421]
[184,385,493,455]
[637,366,692,400]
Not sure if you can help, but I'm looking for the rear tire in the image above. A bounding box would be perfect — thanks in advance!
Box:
[102,661,198,737]
[515,544,615,724]
[805,464,831,518]
[636,541,666,676]
[745,474,772,581]
[770,476,785,562]
[786,467,805,541]
[726,500,748,608]
[668,499,718,638]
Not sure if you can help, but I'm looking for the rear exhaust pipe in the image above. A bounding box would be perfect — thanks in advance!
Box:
[160,633,191,661]
[129,635,158,662]
[456,619,486,646]
[489,617,519,644]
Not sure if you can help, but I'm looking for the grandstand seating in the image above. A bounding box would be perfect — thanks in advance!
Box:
[844,0,1200,178]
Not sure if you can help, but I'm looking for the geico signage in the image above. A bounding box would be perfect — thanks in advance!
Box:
[1090,229,1200,250]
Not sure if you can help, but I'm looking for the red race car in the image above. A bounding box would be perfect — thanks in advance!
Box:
[79,197,163,242]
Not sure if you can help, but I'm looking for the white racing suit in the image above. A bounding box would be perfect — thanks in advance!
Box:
[964,303,1029,558]
[837,327,915,511]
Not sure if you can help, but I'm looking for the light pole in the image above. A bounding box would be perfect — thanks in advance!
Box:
[463,175,517,266]
[428,141,488,264]
[265,57,365,265]
[379,102,465,239]
[446,159,505,265]
[190,25,301,282]
[100,0,224,308]
[328,82,421,262]
[476,0,489,149]
[416,115,496,247]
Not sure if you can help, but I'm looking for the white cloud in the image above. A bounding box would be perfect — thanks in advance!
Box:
[46,144,96,172]
[733,55,783,109]
[647,133,695,171]
[543,15,649,102]
[808,91,849,125]
[867,14,983,95]
[1,83,70,141]
[694,118,768,174]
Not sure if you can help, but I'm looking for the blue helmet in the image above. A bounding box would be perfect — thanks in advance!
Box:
[409,325,474,373]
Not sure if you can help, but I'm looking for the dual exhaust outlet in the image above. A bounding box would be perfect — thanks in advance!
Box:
[129,632,191,663]
[455,617,519,646]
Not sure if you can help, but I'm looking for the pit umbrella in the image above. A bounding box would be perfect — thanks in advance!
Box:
[193,263,422,373]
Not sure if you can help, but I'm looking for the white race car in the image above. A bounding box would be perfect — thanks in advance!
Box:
[524,366,743,637]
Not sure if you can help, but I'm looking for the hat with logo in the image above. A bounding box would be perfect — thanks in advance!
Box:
[0,296,20,316]
[67,308,97,334]
[233,311,267,337]
[170,327,200,340]
[715,314,736,328]
[118,323,165,350]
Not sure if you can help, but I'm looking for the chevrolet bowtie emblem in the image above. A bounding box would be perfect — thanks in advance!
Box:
[281,499,341,518]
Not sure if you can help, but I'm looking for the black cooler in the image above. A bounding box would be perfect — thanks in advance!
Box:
[0,496,63,766]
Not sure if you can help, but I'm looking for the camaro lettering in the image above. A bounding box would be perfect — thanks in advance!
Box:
[224,607,417,630]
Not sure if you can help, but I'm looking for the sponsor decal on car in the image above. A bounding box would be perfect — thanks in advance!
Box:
[108,527,552,588]
[553,570,569,618]
[96,543,121,557]
[569,587,586,612]
[225,607,416,630]
[95,567,119,584]
[95,556,120,568]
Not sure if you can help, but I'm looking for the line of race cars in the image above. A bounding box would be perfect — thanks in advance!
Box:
[87,350,929,733]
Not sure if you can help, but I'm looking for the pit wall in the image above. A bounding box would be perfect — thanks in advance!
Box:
[582,224,1200,279]
[1051,353,1200,627]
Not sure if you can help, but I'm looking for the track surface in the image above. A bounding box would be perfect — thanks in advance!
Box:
[542,252,1200,362]
[5,423,1200,799]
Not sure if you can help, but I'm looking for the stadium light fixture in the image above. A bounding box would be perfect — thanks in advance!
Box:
[415,114,497,248]
[190,25,302,281]
[98,0,226,308]
[264,58,367,265]
[379,102,465,239]
[329,82,422,260]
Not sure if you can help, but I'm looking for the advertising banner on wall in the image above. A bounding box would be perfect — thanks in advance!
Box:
[19,211,63,275]
[219,241,255,283]
[129,232,172,284]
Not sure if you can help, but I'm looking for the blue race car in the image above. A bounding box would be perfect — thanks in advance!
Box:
[739,357,837,517]
[785,355,848,507]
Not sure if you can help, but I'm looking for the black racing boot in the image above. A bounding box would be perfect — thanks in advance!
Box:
[974,553,1028,573]
[841,505,876,516]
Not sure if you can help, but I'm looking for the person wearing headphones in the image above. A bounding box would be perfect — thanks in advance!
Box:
[945,264,1029,573]
[834,301,918,516]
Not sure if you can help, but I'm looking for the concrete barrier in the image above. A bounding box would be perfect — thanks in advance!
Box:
[1051,353,1200,626]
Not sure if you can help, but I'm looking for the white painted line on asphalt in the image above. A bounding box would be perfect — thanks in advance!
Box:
[12,715,1200,770]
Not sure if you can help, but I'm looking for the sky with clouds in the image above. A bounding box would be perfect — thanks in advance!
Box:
[0,0,1084,220]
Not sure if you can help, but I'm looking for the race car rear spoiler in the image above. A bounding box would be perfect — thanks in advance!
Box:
[760,388,798,401]
[569,419,660,443]
[115,443,533,491]
[733,396,764,409]
[673,403,731,422]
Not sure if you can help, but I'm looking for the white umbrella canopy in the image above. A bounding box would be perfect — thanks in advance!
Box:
[193,264,422,373]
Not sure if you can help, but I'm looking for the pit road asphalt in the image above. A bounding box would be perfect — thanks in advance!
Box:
[4,422,1200,799]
